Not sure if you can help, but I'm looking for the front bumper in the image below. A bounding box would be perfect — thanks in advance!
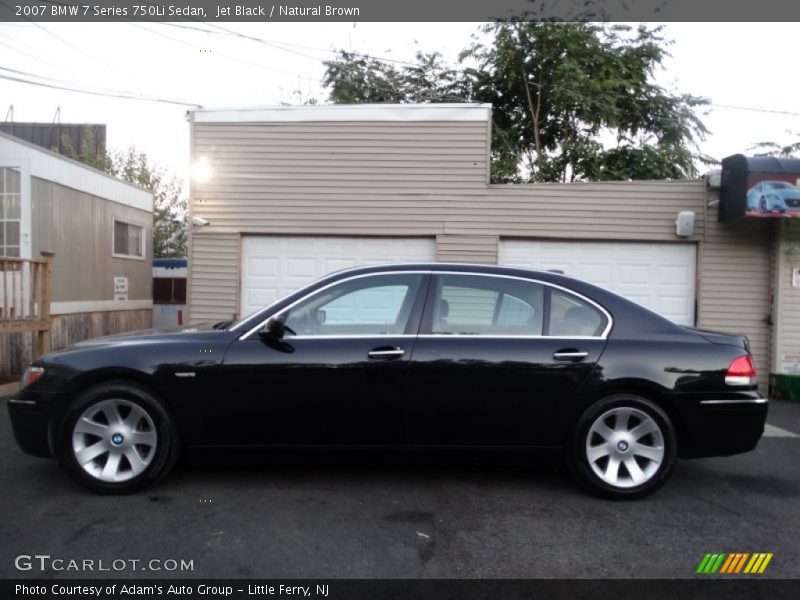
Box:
[6,392,58,457]
[678,394,768,459]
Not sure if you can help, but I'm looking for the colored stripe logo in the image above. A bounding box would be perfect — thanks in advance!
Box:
[696,553,773,574]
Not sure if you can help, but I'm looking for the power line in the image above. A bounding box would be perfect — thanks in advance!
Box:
[710,103,800,118]
[0,66,201,107]
[130,23,317,84]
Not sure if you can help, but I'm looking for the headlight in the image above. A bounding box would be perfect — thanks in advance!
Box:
[20,366,45,389]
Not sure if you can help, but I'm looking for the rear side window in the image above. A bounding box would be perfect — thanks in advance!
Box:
[548,289,606,337]
[429,274,545,336]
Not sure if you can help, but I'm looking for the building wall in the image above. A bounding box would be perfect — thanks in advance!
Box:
[190,118,706,323]
[188,232,239,324]
[437,234,498,264]
[772,219,800,376]
[31,176,153,309]
[697,194,774,383]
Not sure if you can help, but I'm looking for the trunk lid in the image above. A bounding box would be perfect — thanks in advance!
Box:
[683,326,750,352]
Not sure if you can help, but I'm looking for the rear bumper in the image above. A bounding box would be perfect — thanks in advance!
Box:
[678,394,768,458]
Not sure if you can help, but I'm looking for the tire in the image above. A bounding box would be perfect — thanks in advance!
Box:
[760,196,769,213]
[567,394,677,500]
[59,381,179,494]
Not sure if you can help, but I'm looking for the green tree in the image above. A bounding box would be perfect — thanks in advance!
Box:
[323,50,464,104]
[107,148,187,259]
[749,134,800,158]
[60,127,186,258]
[323,24,711,183]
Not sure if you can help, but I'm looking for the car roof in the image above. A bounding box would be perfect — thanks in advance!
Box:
[328,261,564,280]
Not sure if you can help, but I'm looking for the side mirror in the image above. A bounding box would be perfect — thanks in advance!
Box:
[260,317,285,340]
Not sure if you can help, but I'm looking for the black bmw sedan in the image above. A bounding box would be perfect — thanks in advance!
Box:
[7,263,767,498]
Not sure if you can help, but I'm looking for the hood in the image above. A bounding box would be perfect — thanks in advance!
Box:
[68,322,225,349]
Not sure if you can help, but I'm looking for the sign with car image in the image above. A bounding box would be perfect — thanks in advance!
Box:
[745,177,800,216]
[719,154,800,220]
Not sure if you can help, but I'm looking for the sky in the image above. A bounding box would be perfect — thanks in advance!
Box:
[1,21,799,186]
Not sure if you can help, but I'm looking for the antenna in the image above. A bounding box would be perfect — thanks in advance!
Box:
[4,105,12,122]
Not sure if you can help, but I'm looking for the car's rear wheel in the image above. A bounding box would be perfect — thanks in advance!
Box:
[60,382,179,494]
[568,394,677,499]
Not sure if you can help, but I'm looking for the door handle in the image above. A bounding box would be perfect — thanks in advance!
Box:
[553,349,589,362]
[368,347,405,360]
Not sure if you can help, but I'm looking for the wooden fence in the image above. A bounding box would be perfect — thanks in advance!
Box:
[0,251,54,358]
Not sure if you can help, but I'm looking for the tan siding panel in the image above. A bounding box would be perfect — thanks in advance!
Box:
[189,232,239,324]
[437,235,498,264]
[190,119,711,325]
[774,220,800,376]
[31,177,153,303]
[698,199,773,388]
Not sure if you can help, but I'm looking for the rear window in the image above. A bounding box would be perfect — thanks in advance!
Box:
[548,289,606,337]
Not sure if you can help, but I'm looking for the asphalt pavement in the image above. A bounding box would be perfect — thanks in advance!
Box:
[1,397,799,579]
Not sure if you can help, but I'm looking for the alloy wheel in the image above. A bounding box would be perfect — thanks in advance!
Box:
[71,398,158,483]
[585,406,665,489]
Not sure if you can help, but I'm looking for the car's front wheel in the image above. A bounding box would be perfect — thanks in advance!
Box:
[568,394,677,499]
[60,382,179,493]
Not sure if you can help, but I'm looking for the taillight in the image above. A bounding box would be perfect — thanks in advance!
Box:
[20,366,45,389]
[725,355,757,386]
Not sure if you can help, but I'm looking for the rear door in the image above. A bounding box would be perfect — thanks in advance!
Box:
[405,273,608,446]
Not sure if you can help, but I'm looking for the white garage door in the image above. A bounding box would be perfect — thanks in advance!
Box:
[499,240,696,325]
[240,236,435,317]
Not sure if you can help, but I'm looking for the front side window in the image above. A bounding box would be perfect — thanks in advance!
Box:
[113,220,144,259]
[429,274,545,336]
[0,167,21,258]
[282,273,422,336]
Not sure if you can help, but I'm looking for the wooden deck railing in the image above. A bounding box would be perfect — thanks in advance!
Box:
[0,251,54,357]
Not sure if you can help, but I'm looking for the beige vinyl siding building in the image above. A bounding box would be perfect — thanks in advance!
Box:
[0,132,153,374]
[187,104,776,390]
[773,219,800,377]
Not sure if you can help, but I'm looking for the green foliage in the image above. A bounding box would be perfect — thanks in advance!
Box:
[749,136,800,158]
[59,127,186,258]
[323,50,464,104]
[106,148,187,259]
[323,24,711,183]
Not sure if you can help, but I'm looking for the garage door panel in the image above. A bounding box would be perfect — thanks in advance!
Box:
[499,240,696,326]
[241,235,435,317]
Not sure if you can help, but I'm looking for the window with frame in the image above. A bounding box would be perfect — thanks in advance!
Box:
[430,274,545,336]
[281,273,423,336]
[0,167,21,258]
[113,220,144,259]
[548,289,606,337]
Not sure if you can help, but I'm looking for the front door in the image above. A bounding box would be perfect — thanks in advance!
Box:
[406,273,608,446]
[209,272,428,446]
